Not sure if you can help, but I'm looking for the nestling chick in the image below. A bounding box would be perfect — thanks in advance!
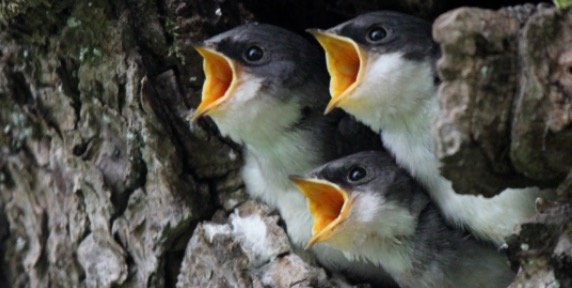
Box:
[310,11,548,245]
[192,24,393,285]
[291,151,515,288]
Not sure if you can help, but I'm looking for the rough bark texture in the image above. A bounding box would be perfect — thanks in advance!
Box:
[175,201,338,288]
[0,1,570,288]
[434,4,572,196]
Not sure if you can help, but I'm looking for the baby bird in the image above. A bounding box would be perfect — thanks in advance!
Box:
[291,151,515,288]
[309,11,547,245]
[192,24,394,285]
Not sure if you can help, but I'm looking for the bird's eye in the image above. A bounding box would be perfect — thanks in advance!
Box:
[348,166,367,182]
[244,46,264,62]
[366,27,387,43]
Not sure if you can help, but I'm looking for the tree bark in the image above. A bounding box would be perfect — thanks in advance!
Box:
[0,1,570,287]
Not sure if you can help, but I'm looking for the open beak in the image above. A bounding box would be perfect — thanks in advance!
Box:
[289,176,352,249]
[191,46,239,122]
[308,30,367,114]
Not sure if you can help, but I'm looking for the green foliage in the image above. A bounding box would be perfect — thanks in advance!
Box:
[554,0,572,9]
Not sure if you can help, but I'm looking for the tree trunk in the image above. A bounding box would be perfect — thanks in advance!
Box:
[0,1,570,287]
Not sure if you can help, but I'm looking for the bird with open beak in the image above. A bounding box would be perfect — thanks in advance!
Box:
[192,24,395,285]
[309,11,549,245]
[291,151,515,288]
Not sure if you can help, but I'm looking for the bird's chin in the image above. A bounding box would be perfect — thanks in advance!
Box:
[320,230,358,251]
[333,93,383,133]
[336,52,432,132]
[207,91,303,147]
[207,110,247,143]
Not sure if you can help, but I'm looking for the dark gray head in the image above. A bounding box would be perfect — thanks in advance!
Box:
[329,11,439,61]
[310,11,440,130]
[204,23,328,89]
[291,151,429,249]
[193,23,329,144]
[311,151,428,212]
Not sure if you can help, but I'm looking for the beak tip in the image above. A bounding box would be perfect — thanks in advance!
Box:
[325,98,344,115]
[192,45,205,54]
[305,239,317,249]
[288,175,303,182]
[305,238,321,250]
[193,44,216,57]
[190,111,203,123]
[191,42,203,49]
[306,28,319,35]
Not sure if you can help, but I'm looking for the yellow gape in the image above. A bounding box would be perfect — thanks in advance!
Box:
[309,30,367,114]
[192,47,239,121]
[290,176,352,248]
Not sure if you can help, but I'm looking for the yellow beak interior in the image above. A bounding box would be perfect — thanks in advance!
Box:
[311,31,365,113]
[290,176,352,248]
[192,47,237,121]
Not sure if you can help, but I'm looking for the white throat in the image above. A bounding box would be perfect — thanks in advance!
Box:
[346,238,414,285]
[342,52,437,133]
[327,195,418,280]
[210,75,302,148]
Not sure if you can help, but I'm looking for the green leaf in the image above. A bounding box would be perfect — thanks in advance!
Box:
[554,0,572,9]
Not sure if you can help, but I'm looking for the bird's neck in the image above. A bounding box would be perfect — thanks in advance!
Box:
[245,127,324,186]
[353,202,460,287]
[379,93,443,192]
[241,131,322,194]
[350,235,415,283]
[346,192,430,283]
[239,88,334,186]
[351,55,438,136]
[240,115,332,245]
[378,90,438,136]
[402,203,513,288]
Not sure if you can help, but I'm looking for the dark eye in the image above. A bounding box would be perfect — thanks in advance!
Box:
[366,27,387,43]
[244,46,263,62]
[348,166,367,182]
